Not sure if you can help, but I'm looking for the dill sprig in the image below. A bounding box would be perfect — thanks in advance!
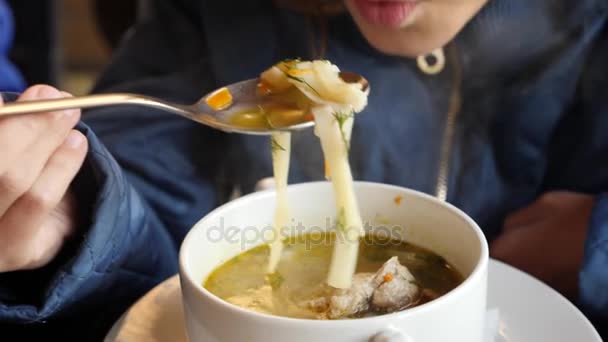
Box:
[333,110,354,151]
[280,57,302,65]
[279,59,321,97]
[271,136,286,153]
[284,73,321,97]
[259,105,275,129]
[336,207,347,232]
[267,272,285,289]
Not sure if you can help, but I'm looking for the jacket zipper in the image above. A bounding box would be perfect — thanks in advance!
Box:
[433,45,463,202]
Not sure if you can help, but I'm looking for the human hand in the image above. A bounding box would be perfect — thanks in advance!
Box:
[0,85,88,272]
[490,191,595,298]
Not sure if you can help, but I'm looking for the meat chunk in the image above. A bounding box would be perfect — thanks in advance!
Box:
[370,257,420,313]
[299,257,420,319]
[327,273,376,319]
[299,293,330,313]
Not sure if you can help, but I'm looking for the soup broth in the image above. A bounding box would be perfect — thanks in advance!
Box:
[204,233,463,319]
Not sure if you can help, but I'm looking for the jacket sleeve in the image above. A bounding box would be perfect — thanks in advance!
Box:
[575,20,608,335]
[0,0,25,92]
[543,16,608,334]
[87,0,229,245]
[0,118,179,339]
[581,195,608,337]
[0,0,228,338]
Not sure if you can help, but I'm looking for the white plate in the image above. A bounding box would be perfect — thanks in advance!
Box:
[104,259,601,342]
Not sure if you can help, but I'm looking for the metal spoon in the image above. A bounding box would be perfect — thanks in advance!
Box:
[0,72,368,135]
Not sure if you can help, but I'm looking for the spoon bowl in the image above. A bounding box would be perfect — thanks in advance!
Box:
[0,72,368,135]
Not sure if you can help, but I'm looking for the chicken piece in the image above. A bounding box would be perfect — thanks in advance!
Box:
[327,273,376,319]
[297,282,335,317]
[301,257,420,319]
[370,257,420,313]
[299,294,330,313]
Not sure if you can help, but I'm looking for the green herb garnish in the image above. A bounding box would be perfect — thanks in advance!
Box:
[278,58,322,97]
[271,136,286,153]
[333,110,354,151]
[284,73,321,97]
[280,57,302,66]
[336,207,347,232]
[258,105,276,129]
[267,272,285,289]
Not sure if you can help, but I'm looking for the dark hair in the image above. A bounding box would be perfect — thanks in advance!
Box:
[273,0,345,58]
[273,0,345,15]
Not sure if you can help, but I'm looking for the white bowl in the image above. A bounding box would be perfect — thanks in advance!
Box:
[179,182,489,342]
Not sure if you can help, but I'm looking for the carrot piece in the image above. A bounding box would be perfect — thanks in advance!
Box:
[287,68,313,77]
[257,82,272,96]
[393,195,403,205]
[206,87,233,110]
[303,113,314,122]
[383,273,394,283]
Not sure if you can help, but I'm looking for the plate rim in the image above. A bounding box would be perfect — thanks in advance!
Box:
[487,259,601,341]
[105,259,602,341]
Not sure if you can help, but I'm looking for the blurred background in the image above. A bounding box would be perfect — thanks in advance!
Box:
[7,0,137,95]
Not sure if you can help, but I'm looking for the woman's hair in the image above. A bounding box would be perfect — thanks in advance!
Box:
[273,0,345,16]
[273,0,345,59]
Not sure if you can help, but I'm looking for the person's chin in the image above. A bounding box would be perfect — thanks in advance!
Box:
[353,20,446,57]
[345,1,438,57]
[346,0,489,57]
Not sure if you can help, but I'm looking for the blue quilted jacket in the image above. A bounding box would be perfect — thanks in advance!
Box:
[1,0,607,339]
[0,0,24,92]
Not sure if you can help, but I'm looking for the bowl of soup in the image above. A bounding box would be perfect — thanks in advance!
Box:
[179,181,488,342]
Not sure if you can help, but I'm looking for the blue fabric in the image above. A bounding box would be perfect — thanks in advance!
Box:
[0,0,25,92]
[1,92,177,339]
[1,0,607,339]
[581,194,608,338]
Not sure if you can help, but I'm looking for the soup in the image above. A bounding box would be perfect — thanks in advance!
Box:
[229,103,313,130]
[252,59,370,287]
[204,59,463,320]
[204,233,463,320]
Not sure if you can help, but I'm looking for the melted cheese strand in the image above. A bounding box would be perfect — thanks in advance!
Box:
[267,132,291,273]
[314,106,363,288]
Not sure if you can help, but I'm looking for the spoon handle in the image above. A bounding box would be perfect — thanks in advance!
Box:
[0,93,188,117]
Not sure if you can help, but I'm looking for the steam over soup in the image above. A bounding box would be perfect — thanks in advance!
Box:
[204,233,463,319]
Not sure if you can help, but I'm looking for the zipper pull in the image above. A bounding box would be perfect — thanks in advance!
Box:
[417,48,446,75]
